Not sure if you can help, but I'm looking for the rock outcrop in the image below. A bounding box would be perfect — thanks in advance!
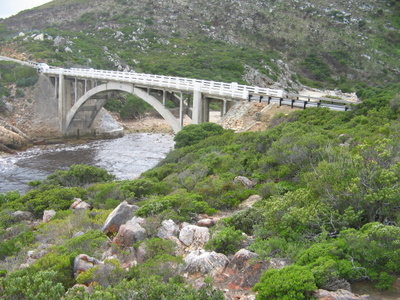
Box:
[112,217,146,248]
[157,219,179,239]
[184,250,229,276]
[70,198,92,211]
[179,224,210,250]
[101,201,139,235]
[42,209,56,223]
[73,254,102,277]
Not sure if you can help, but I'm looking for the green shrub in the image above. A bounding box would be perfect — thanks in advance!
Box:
[44,164,115,187]
[4,186,87,218]
[76,259,126,287]
[174,123,226,149]
[0,230,35,260]
[119,94,151,119]
[0,270,65,300]
[16,76,38,87]
[205,225,245,255]
[253,265,317,300]
[136,190,217,221]
[62,230,108,257]
[226,207,265,235]
[128,254,184,282]
[7,251,75,289]
[137,237,177,261]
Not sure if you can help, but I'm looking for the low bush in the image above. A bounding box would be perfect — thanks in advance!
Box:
[44,164,115,187]
[253,265,317,300]
[205,225,245,255]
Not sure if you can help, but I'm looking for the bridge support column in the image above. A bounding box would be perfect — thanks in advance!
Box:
[192,84,203,124]
[58,74,74,133]
[58,73,65,132]
[179,92,184,129]
[202,98,210,122]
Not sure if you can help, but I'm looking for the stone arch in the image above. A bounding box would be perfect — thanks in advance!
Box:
[65,82,181,133]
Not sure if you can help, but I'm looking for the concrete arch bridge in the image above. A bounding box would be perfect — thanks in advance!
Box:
[40,66,354,137]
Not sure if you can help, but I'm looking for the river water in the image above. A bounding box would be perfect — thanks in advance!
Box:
[0,133,175,195]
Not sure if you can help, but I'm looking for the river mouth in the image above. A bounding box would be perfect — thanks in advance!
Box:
[0,133,175,195]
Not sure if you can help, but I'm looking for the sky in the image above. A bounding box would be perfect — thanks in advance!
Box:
[0,0,52,19]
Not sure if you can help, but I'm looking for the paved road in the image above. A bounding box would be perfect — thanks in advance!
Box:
[0,55,36,67]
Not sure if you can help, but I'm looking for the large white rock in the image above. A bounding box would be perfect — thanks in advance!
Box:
[157,219,179,239]
[43,210,56,223]
[184,250,229,276]
[179,224,210,249]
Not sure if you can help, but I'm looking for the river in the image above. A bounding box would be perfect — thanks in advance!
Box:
[0,133,175,195]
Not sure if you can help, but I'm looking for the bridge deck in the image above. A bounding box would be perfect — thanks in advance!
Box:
[42,67,357,109]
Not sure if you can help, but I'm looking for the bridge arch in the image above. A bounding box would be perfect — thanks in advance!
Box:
[65,82,181,133]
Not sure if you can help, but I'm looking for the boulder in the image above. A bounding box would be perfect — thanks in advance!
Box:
[197,218,217,228]
[184,250,229,276]
[157,219,179,239]
[70,198,92,211]
[234,176,255,189]
[33,33,45,41]
[53,36,67,47]
[313,289,370,300]
[73,254,102,277]
[179,224,210,249]
[101,201,139,235]
[112,219,146,248]
[0,126,29,151]
[136,242,148,264]
[43,210,56,223]
[11,210,33,222]
[238,195,262,209]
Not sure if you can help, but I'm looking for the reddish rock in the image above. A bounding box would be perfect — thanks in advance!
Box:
[234,176,255,189]
[197,218,217,227]
[112,220,146,248]
[70,198,92,211]
[73,254,102,277]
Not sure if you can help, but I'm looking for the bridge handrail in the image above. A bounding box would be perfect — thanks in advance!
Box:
[43,67,356,105]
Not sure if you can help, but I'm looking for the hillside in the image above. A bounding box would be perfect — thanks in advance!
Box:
[1,1,400,299]
[0,0,399,91]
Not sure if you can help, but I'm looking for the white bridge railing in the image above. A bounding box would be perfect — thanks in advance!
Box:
[43,67,284,100]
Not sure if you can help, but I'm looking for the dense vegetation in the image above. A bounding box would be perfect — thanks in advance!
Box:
[1,82,400,298]
[0,61,38,105]
[1,0,399,90]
